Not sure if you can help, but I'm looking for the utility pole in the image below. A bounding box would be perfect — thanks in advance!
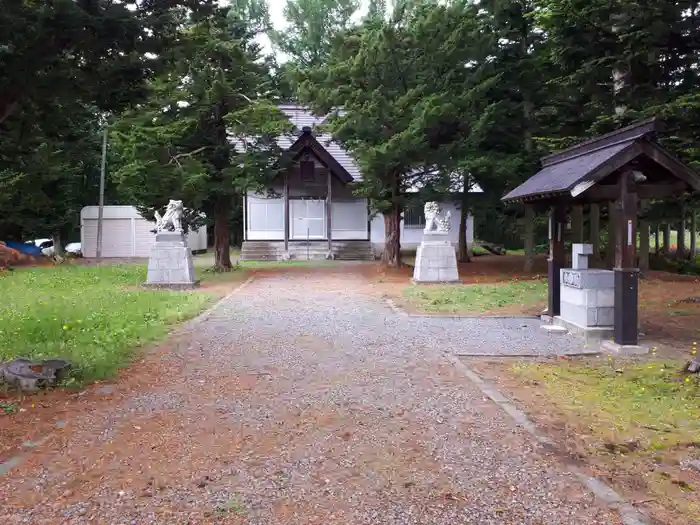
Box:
[96,124,108,259]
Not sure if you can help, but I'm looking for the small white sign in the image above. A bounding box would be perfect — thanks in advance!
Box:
[627,220,632,246]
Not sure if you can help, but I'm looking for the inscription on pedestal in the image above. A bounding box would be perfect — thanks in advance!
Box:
[562,270,581,289]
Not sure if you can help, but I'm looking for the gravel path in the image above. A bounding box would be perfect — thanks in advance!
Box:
[1,272,618,524]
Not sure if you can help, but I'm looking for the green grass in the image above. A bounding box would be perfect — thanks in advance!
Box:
[512,359,700,451]
[510,358,700,521]
[403,279,547,313]
[0,264,217,382]
[471,245,491,256]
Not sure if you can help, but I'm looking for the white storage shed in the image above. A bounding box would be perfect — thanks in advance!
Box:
[80,205,207,258]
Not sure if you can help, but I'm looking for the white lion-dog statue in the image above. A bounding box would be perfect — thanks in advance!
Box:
[154,199,184,233]
[423,201,451,234]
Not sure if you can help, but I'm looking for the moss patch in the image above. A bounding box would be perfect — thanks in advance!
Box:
[403,280,547,314]
[510,358,700,523]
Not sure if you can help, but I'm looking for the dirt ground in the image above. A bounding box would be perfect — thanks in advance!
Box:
[0,243,51,269]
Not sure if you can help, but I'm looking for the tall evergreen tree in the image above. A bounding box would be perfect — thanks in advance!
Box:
[0,102,104,245]
[299,0,496,266]
[112,5,292,270]
[270,0,360,69]
[0,0,189,126]
[0,0,197,245]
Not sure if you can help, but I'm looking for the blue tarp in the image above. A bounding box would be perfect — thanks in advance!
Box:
[3,241,44,257]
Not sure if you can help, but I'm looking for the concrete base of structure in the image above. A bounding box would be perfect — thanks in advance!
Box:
[553,316,614,342]
[412,233,460,283]
[145,231,198,288]
[600,340,649,356]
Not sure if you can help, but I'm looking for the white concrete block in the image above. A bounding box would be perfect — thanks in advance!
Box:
[541,324,568,334]
[573,243,593,256]
[601,340,649,356]
[413,237,459,282]
[596,307,614,326]
[146,232,197,286]
[439,267,459,281]
[562,287,580,305]
[595,289,615,308]
[561,302,587,327]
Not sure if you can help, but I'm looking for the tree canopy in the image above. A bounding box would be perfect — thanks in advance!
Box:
[2,0,700,266]
[112,4,292,270]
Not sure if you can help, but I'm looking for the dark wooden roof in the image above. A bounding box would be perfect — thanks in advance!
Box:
[286,127,354,183]
[502,118,700,203]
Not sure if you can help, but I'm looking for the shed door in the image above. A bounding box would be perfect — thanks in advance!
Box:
[291,199,326,239]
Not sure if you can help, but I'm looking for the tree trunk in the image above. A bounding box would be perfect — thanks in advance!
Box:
[654,224,659,254]
[691,211,697,258]
[214,195,232,271]
[457,173,471,262]
[663,224,671,255]
[52,233,64,258]
[678,211,686,260]
[381,203,402,267]
[520,25,534,155]
[639,220,649,271]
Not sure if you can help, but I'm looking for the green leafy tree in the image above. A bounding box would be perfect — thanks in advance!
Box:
[112,5,292,270]
[270,0,360,69]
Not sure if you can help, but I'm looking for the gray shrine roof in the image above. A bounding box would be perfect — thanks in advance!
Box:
[278,105,362,181]
[286,127,354,183]
[502,118,700,202]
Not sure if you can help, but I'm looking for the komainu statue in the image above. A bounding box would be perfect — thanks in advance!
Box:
[423,201,451,234]
[153,199,184,233]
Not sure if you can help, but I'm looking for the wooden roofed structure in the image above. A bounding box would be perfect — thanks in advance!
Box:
[503,118,700,347]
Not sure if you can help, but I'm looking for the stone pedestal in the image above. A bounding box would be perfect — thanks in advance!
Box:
[555,244,614,337]
[144,232,199,290]
[412,232,460,283]
[559,269,615,325]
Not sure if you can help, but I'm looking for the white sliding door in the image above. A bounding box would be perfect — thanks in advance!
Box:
[291,199,326,239]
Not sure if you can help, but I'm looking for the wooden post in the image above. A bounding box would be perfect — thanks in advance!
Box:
[590,203,601,262]
[547,204,566,317]
[283,171,290,253]
[663,224,671,254]
[691,211,697,258]
[613,171,639,346]
[571,203,584,244]
[326,169,332,254]
[639,219,650,272]
[678,208,686,259]
[606,203,618,268]
[524,204,535,273]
